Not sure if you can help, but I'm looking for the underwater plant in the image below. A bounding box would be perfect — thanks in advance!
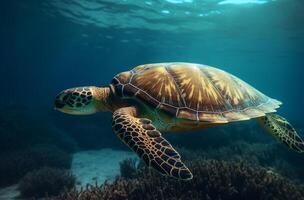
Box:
[177,141,304,182]
[0,145,72,187]
[18,167,75,198]
[53,159,304,200]
[119,158,139,179]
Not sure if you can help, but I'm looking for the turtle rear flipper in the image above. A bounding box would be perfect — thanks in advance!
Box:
[112,106,193,180]
[258,113,304,153]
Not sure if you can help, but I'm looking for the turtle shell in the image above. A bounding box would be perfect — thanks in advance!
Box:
[111,63,281,123]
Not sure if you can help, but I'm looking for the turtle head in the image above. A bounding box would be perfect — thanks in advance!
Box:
[54,86,111,115]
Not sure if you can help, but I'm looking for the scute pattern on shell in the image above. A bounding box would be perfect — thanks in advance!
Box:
[111,63,281,123]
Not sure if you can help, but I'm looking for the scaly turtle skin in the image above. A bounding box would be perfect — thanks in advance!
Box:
[54,62,304,180]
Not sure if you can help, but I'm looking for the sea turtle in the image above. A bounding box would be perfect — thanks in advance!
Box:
[54,62,304,180]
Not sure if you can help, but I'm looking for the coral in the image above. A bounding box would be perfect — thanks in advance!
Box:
[54,159,304,200]
[18,167,75,198]
[119,158,139,179]
[177,139,304,182]
[177,141,304,182]
[0,145,72,187]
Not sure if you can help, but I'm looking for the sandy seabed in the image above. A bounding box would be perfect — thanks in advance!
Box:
[71,148,136,189]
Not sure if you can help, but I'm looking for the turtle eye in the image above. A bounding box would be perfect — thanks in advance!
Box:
[62,94,69,101]
[55,99,65,108]
[54,91,73,108]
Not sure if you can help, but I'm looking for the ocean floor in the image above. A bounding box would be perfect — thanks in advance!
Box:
[71,148,137,189]
[0,149,137,199]
[0,185,19,200]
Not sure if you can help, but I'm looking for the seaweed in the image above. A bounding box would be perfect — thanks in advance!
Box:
[18,167,75,198]
[54,159,304,200]
[119,158,139,179]
[0,145,72,187]
[177,141,304,182]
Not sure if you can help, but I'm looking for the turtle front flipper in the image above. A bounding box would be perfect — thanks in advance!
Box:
[258,113,304,153]
[112,107,193,180]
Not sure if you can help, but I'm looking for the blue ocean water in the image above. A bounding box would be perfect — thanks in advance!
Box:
[0,0,304,199]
